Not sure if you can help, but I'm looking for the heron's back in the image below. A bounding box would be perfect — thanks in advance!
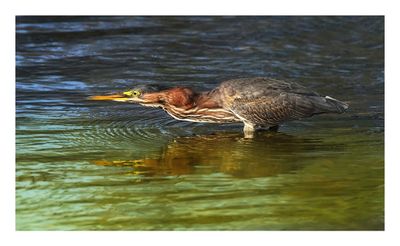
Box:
[214,77,348,126]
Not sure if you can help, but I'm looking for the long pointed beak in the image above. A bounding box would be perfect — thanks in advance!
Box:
[88,94,131,102]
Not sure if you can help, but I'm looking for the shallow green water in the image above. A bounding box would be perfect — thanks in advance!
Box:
[16,16,384,230]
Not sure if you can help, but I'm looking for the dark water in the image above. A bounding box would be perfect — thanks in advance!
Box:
[16,16,384,230]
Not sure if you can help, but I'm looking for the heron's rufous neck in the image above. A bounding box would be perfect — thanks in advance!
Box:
[143,87,220,110]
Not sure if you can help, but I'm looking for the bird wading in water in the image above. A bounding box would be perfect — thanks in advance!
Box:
[89,77,348,138]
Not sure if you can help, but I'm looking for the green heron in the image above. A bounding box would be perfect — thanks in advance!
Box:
[89,77,348,137]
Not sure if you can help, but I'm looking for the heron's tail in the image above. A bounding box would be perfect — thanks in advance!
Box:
[312,96,349,114]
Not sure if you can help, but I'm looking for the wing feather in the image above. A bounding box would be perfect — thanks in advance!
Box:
[230,93,318,126]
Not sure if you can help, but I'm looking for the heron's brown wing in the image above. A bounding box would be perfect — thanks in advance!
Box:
[229,93,319,126]
[219,77,320,98]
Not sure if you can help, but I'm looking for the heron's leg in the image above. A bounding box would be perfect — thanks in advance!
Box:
[243,123,255,138]
[268,125,280,132]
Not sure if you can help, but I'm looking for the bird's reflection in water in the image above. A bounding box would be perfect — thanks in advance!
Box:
[93,131,335,178]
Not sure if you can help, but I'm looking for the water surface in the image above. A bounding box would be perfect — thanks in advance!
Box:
[16,16,384,230]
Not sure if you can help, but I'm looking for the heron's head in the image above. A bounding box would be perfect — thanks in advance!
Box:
[89,84,197,109]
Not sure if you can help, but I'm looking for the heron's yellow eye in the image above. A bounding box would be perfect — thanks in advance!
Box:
[123,90,141,97]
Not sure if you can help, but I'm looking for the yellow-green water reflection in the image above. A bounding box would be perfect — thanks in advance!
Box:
[17,128,383,230]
